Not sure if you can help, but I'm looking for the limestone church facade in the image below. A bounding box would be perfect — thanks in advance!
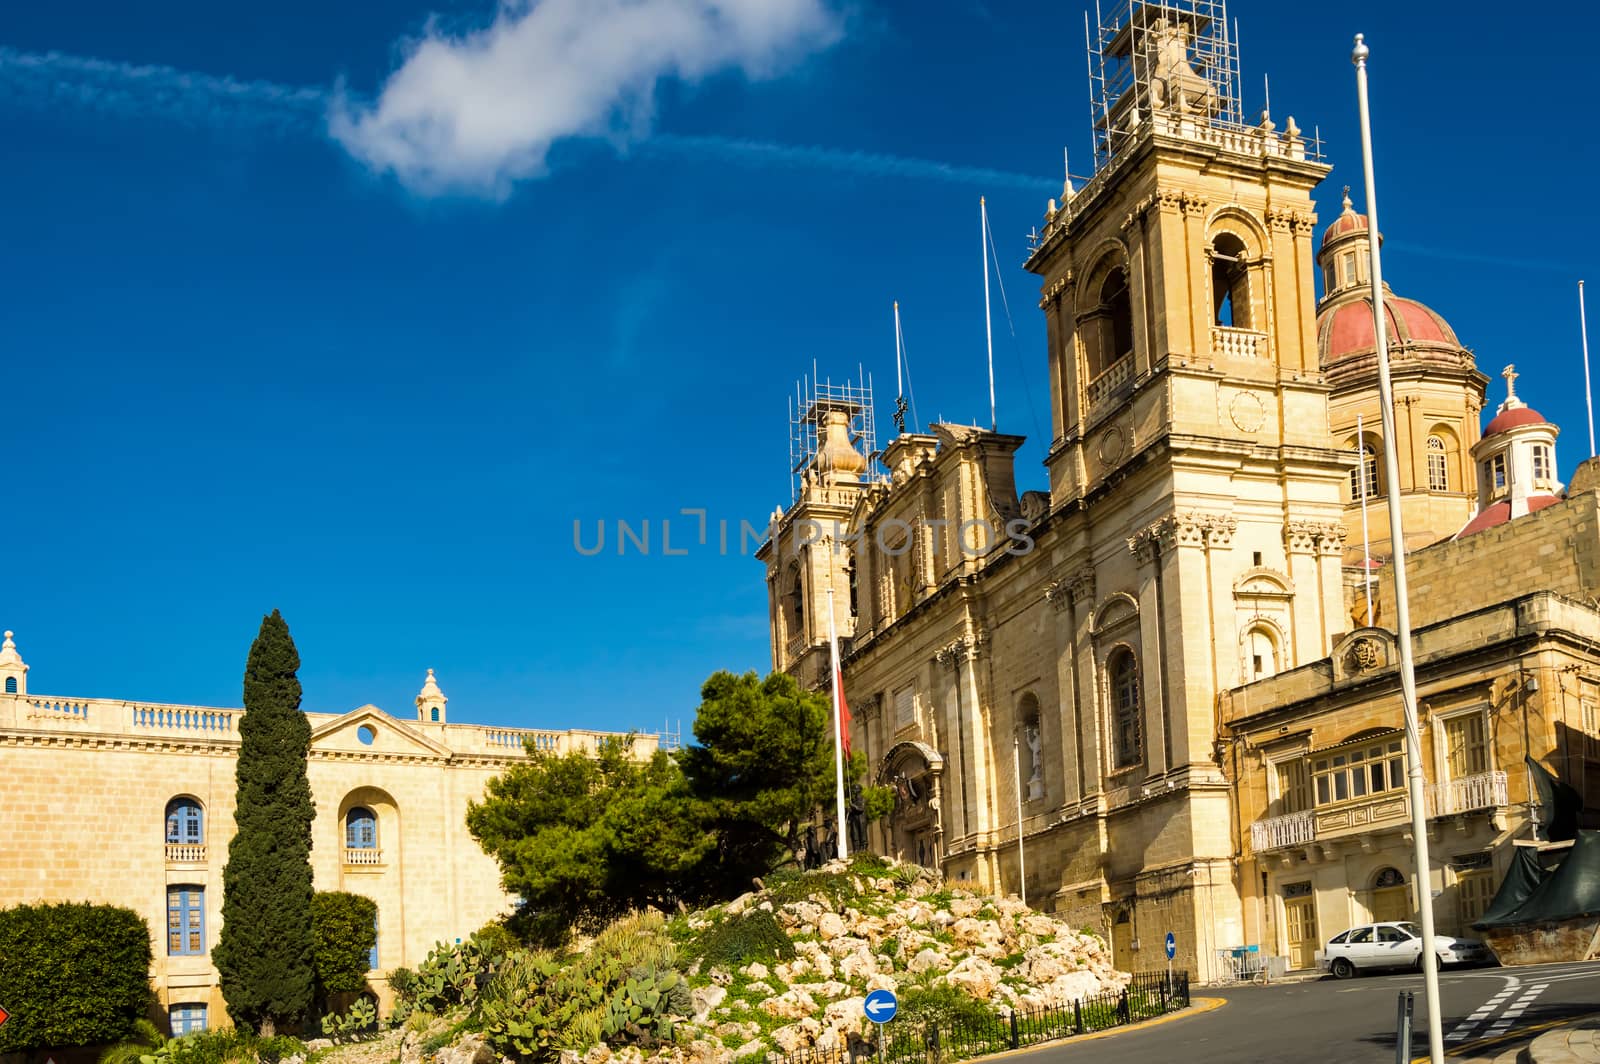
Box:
[758,1,1600,979]
[0,638,656,1032]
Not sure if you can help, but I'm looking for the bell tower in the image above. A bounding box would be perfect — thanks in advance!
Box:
[755,375,880,685]
[1026,0,1354,760]
[1030,0,1338,508]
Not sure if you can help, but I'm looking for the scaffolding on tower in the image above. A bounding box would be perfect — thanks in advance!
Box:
[1085,0,1319,172]
[787,367,885,501]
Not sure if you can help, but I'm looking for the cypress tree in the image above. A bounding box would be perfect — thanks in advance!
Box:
[214,609,317,1035]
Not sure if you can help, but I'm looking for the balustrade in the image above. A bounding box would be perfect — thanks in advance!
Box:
[1211,326,1267,360]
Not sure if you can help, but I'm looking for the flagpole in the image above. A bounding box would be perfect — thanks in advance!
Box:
[1013,734,1027,906]
[1581,280,1594,459]
[981,196,996,432]
[825,556,849,862]
[1354,34,1443,1064]
[1358,412,1373,626]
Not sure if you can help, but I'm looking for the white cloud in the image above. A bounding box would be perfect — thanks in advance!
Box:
[329,0,843,198]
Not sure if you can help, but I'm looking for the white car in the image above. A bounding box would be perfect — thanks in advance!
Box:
[1322,921,1493,978]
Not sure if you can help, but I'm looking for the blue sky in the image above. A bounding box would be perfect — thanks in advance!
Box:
[2,0,1595,735]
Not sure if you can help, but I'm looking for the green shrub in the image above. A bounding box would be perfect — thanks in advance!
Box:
[0,901,154,1052]
[896,984,998,1029]
[692,910,794,969]
[763,869,860,911]
[477,912,691,1063]
[140,1028,254,1064]
[254,1035,308,1064]
[472,921,522,958]
[98,1019,166,1064]
[310,892,378,999]
[319,997,377,1043]
[410,934,502,1013]
[888,864,923,889]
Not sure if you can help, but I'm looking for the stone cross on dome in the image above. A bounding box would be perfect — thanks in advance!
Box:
[1503,364,1519,399]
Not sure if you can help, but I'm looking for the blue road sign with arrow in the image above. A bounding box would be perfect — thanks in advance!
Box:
[1165,931,1176,960]
[864,988,898,1024]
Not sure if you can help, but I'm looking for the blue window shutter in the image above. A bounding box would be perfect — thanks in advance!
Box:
[346,808,377,849]
[166,886,205,955]
[369,911,380,970]
[4,677,15,693]
[166,799,204,844]
[431,707,439,722]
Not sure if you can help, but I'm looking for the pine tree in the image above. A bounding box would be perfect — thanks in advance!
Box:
[213,610,316,1035]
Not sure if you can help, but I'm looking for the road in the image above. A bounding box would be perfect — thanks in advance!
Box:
[1024,961,1600,1063]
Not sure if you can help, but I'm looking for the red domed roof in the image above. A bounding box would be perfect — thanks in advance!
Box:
[1483,405,1550,437]
[1321,190,1370,249]
[1456,494,1562,538]
[1322,207,1368,249]
[1317,295,1461,363]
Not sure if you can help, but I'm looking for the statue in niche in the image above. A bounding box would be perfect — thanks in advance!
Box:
[1025,720,1045,800]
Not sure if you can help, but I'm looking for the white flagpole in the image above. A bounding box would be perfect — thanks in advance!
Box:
[1013,734,1027,906]
[1353,34,1443,1064]
[825,559,849,862]
[895,300,904,400]
[981,196,996,432]
[1581,280,1594,458]
[1358,412,1373,626]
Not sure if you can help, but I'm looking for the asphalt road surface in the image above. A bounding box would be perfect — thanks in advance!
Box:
[1021,961,1600,1063]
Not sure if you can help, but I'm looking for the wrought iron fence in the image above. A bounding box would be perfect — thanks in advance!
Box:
[772,971,1190,1064]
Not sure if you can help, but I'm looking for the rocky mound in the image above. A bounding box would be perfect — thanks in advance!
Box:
[659,858,1126,1061]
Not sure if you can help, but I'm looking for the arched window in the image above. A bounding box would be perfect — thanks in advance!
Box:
[346,807,378,850]
[165,798,204,845]
[1080,265,1135,383]
[1351,444,1381,500]
[1212,233,1251,329]
[1245,626,1278,680]
[783,566,804,644]
[1109,649,1142,769]
[1427,435,1449,492]
[430,707,440,722]
[3,677,15,694]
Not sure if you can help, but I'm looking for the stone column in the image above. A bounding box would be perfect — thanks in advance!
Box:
[955,634,992,839]
[935,643,968,843]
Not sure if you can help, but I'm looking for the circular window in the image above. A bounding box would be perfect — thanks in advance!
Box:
[357,725,376,746]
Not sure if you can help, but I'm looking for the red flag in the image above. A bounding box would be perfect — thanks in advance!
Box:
[835,666,852,761]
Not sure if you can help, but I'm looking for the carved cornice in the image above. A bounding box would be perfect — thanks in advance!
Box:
[857,694,884,724]
[935,633,983,668]
[1264,207,1315,234]
[1044,580,1071,613]
[1286,519,1347,555]
[1127,511,1233,563]
[1038,272,1073,310]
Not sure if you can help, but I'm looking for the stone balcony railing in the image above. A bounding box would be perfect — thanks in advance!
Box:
[1250,809,1315,852]
[3,692,660,758]
[1086,355,1132,407]
[1427,771,1508,817]
[164,843,207,863]
[344,848,384,867]
[1251,770,1509,853]
[1211,326,1267,360]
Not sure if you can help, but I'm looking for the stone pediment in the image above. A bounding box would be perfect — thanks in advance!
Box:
[1233,567,1294,599]
[1330,627,1397,685]
[310,705,452,759]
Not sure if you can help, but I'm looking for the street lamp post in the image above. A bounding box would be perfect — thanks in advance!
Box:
[1352,33,1444,1064]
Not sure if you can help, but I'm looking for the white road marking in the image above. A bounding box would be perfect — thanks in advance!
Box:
[1482,982,1549,1039]
[1445,973,1521,1043]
